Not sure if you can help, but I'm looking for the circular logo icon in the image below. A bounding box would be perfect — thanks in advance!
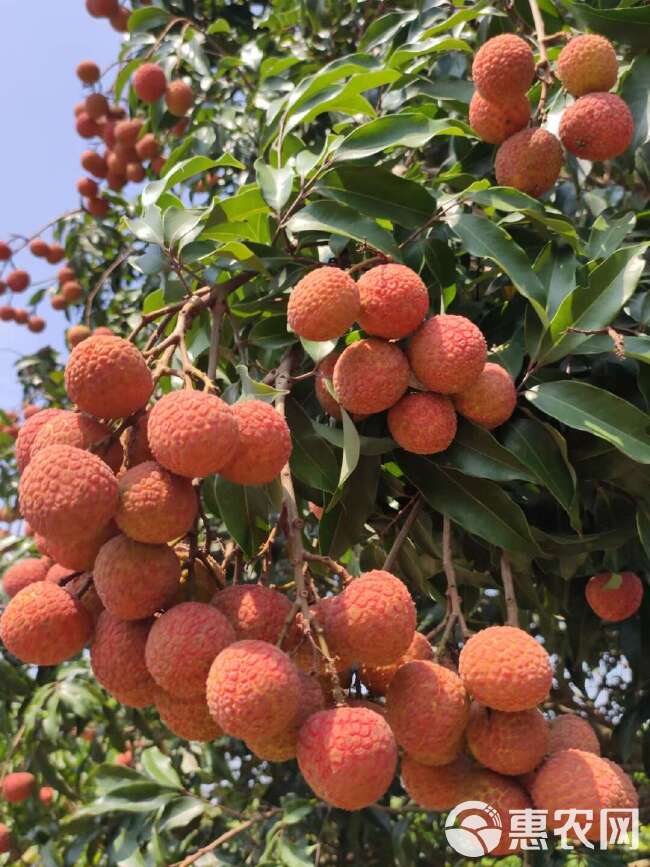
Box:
[445,800,502,857]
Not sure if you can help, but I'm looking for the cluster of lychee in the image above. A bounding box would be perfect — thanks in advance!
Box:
[85,0,131,31]
[469,32,634,197]
[0,240,66,332]
[288,263,517,451]
[0,773,54,854]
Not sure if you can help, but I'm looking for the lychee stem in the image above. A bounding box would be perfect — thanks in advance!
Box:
[500,551,520,627]
[383,495,422,573]
[434,516,470,655]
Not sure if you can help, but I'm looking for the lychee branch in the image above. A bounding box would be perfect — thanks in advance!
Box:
[171,807,281,867]
[383,494,422,572]
[500,551,519,626]
[302,552,352,585]
[435,516,470,653]
[527,0,554,119]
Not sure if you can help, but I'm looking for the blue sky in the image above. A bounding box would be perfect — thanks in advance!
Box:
[0,2,120,409]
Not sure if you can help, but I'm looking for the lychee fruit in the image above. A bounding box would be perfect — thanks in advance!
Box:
[212,583,292,644]
[62,281,83,304]
[322,570,415,666]
[531,749,637,841]
[76,112,100,138]
[0,582,92,665]
[81,150,108,178]
[146,602,235,698]
[557,34,618,97]
[67,325,92,348]
[86,197,110,218]
[0,823,11,854]
[65,335,153,420]
[39,786,54,806]
[472,34,535,102]
[452,361,517,429]
[19,444,118,539]
[110,5,130,31]
[135,133,160,161]
[0,242,10,260]
[86,0,119,17]
[548,714,600,756]
[246,672,326,762]
[469,91,531,144]
[90,611,156,707]
[287,266,360,341]
[2,557,50,598]
[218,400,291,486]
[155,688,222,742]
[361,631,433,695]
[29,239,49,258]
[85,93,109,120]
[333,338,410,415]
[314,353,342,419]
[30,410,123,472]
[147,390,239,479]
[401,754,473,810]
[41,521,117,571]
[386,660,469,764]
[28,316,46,334]
[93,534,180,619]
[585,570,643,622]
[388,392,457,454]
[206,640,300,739]
[165,80,193,116]
[467,704,549,775]
[45,563,76,585]
[495,127,563,196]
[559,92,633,161]
[115,118,143,146]
[407,314,486,394]
[356,264,429,340]
[115,461,198,543]
[126,162,145,183]
[472,769,532,855]
[2,772,35,803]
[77,177,99,198]
[459,625,552,711]
[297,707,398,810]
[77,60,101,84]
[133,63,167,103]
[7,270,30,293]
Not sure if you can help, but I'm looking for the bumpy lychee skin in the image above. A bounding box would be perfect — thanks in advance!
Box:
[155,688,223,742]
[560,93,633,161]
[333,338,410,415]
[42,522,117,572]
[585,571,643,622]
[147,390,239,478]
[549,714,600,756]
[115,461,198,544]
[531,749,637,840]
[94,534,180,620]
[212,584,292,644]
[467,704,549,775]
[557,34,618,97]
[133,63,167,103]
[246,672,326,762]
[357,264,429,340]
[401,755,473,811]
[2,772,35,803]
[407,315,486,394]
[218,400,292,486]
[165,80,193,116]
[207,640,301,739]
[19,445,118,539]
[314,353,342,419]
[31,410,123,472]
[146,602,235,699]
[0,583,92,665]
[472,34,535,102]
[2,557,50,598]
[90,612,156,707]
[45,563,76,585]
[469,91,531,145]
[15,407,64,473]
[459,625,552,712]
[473,770,532,855]
[453,362,517,429]
[65,336,153,420]
[361,631,433,695]
[297,707,397,810]
[388,393,457,454]
[324,571,416,666]
[386,660,469,765]
[495,127,563,196]
[287,267,360,341]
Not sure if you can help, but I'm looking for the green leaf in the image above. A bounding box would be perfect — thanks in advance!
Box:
[359,11,417,51]
[125,205,164,245]
[160,796,206,832]
[441,421,536,483]
[338,408,360,488]
[587,213,637,260]
[534,244,577,317]
[277,839,314,867]
[317,167,436,229]
[140,748,182,790]
[319,456,380,558]
[207,18,231,34]
[538,244,648,364]
[334,113,470,162]
[400,455,541,555]
[636,505,650,559]
[450,213,547,321]
[570,1,650,50]
[163,208,205,251]
[300,338,338,364]
[142,155,244,207]
[127,6,170,31]
[211,477,275,558]
[578,333,650,364]
[526,381,650,464]
[502,418,580,530]
[287,201,401,259]
[621,55,650,150]
[255,160,295,212]
[286,399,340,493]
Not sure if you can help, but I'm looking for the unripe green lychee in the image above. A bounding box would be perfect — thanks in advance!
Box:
[287,266,360,341]
[557,34,618,97]
[452,362,517,429]
[495,127,563,196]
[559,92,633,161]
[472,34,535,102]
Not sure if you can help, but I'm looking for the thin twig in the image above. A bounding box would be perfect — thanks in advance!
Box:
[171,809,281,867]
[500,551,519,627]
[84,246,134,326]
[435,516,470,655]
[303,552,352,585]
[207,287,227,382]
[527,0,553,119]
[383,495,422,572]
